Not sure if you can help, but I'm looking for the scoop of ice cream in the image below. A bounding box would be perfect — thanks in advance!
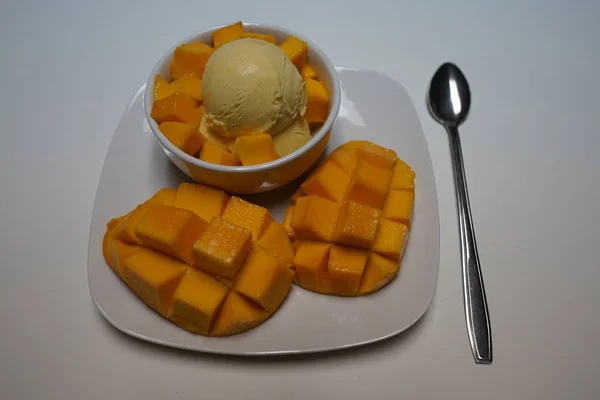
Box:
[202,38,307,138]
[272,116,311,157]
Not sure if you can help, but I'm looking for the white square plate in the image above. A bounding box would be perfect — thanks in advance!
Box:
[88,67,440,355]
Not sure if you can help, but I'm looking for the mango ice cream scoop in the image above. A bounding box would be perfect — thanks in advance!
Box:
[202,38,307,138]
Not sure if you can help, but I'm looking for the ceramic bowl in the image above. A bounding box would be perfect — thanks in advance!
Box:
[144,22,341,193]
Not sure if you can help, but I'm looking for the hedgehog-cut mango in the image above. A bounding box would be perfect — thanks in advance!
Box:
[285,141,415,296]
[102,182,295,336]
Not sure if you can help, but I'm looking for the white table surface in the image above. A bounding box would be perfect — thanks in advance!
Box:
[1,1,599,398]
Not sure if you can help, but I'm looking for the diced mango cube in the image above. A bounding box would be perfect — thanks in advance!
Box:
[192,218,252,278]
[290,187,305,203]
[304,77,329,123]
[300,63,318,79]
[345,160,391,209]
[328,245,369,296]
[151,94,201,126]
[279,36,308,70]
[109,238,140,278]
[233,133,279,166]
[359,144,397,170]
[328,147,359,175]
[169,59,188,81]
[159,122,205,156]
[134,206,207,263]
[372,218,409,261]
[172,41,214,78]
[121,249,188,315]
[290,195,340,242]
[344,140,371,149]
[332,201,381,249]
[103,217,125,274]
[170,74,203,102]
[173,182,229,222]
[240,32,276,44]
[116,204,150,244]
[222,196,272,240]
[154,75,172,101]
[210,292,268,336]
[146,188,176,207]
[282,205,296,240]
[389,168,415,193]
[293,241,331,293]
[359,253,400,295]
[382,190,414,227]
[234,246,294,312]
[167,269,228,334]
[199,141,241,166]
[212,21,244,48]
[301,161,350,203]
[256,221,295,268]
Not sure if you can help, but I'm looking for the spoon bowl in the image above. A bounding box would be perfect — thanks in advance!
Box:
[428,63,471,126]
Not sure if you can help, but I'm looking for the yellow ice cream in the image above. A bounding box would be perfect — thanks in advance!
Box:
[272,115,311,157]
[202,38,307,138]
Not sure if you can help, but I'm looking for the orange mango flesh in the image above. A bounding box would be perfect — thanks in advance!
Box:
[173,182,229,222]
[192,218,252,279]
[279,36,308,70]
[293,241,331,294]
[154,75,172,101]
[382,190,414,227]
[256,220,295,268]
[233,134,279,166]
[233,246,294,312]
[301,161,349,203]
[146,188,176,207]
[289,195,339,242]
[222,196,272,241]
[359,253,400,295]
[167,269,228,334]
[287,141,415,296]
[332,201,381,249]
[158,122,205,156]
[211,292,268,336]
[345,160,391,209]
[300,63,318,79]
[304,77,329,123]
[171,41,214,79]
[199,141,241,166]
[151,94,201,126]
[328,245,369,296]
[212,21,244,48]
[170,74,203,102]
[134,205,207,264]
[102,183,295,336]
[103,216,128,275]
[122,249,188,316]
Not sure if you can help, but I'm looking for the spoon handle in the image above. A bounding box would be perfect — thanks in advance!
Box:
[447,126,493,364]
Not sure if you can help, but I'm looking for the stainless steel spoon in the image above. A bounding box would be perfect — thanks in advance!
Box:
[428,62,492,364]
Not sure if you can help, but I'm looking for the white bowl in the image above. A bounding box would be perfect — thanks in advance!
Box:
[144,22,341,194]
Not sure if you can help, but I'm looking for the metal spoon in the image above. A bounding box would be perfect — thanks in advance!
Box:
[428,62,492,364]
